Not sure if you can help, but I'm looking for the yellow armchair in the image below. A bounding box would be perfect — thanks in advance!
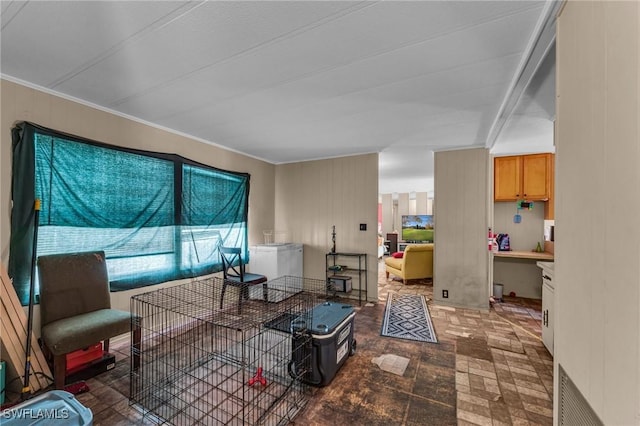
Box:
[384,243,434,284]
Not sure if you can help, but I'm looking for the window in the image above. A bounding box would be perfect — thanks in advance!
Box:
[9,122,249,305]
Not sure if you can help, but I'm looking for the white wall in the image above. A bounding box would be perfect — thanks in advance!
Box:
[433,148,490,309]
[492,201,546,299]
[556,2,640,424]
[493,202,545,251]
[415,192,429,215]
[397,193,410,234]
[493,258,543,299]
[381,193,393,236]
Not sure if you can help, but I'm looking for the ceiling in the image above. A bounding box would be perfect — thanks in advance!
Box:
[1,1,558,196]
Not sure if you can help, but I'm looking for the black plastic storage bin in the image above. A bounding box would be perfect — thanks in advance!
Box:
[290,301,356,386]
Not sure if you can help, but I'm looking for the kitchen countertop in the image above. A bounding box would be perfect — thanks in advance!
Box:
[493,250,554,261]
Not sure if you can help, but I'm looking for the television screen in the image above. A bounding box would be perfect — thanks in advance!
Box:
[401,215,434,242]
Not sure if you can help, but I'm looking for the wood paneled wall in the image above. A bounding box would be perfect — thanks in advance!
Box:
[556,2,640,424]
[275,154,379,301]
[433,148,490,309]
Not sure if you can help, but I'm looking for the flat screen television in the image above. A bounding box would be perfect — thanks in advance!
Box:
[401,215,434,242]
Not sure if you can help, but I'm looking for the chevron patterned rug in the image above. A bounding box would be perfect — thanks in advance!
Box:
[380,293,437,343]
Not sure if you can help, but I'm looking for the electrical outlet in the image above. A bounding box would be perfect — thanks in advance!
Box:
[359,223,366,231]
[442,289,449,298]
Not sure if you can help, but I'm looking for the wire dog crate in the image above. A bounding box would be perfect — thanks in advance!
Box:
[130,276,326,425]
[256,275,332,300]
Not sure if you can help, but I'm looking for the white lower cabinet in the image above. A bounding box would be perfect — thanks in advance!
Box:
[541,280,554,355]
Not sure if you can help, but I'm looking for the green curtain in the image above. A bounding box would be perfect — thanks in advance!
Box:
[9,122,249,305]
[9,124,37,305]
[180,164,249,276]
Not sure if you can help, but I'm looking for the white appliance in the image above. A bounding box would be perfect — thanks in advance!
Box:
[248,243,303,302]
[537,261,555,355]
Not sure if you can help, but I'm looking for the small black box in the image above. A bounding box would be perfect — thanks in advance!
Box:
[329,275,352,292]
[65,352,116,384]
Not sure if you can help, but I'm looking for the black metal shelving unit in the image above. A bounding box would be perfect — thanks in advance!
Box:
[325,252,367,306]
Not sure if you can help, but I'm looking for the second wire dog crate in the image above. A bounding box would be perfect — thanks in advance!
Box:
[130,276,319,425]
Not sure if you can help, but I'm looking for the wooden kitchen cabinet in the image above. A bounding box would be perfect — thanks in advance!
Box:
[544,154,555,219]
[494,156,521,201]
[494,153,552,201]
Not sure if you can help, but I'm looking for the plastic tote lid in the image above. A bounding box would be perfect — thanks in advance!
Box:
[308,302,355,335]
[1,390,93,425]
